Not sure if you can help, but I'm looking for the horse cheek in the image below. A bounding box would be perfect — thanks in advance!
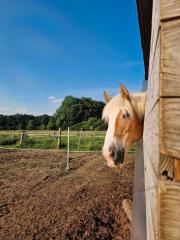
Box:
[130,115,143,143]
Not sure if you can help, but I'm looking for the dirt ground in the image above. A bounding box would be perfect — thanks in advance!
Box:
[0,149,134,240]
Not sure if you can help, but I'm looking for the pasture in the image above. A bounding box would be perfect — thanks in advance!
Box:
[0,130,136,153]
[0,149,134,240]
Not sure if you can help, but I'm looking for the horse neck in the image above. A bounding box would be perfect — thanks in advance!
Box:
[130,92,147,122]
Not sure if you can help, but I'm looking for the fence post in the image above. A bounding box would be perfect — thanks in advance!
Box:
[53,131,56,138]
[20,132,23,145]
[57,128,62,149]
[66,127,70,170]
[77,128,82,150]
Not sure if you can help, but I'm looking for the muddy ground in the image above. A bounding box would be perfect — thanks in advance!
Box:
[0,149,134,240]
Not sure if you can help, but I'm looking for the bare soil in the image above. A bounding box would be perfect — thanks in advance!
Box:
[0,149,134,240]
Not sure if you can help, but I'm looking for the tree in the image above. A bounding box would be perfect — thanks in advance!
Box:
[71,117,107,131]
[27,119,35,130]
[0,115,7,129]
[0,95,105,131]
[47,117,56,130]
[54,96,105,129]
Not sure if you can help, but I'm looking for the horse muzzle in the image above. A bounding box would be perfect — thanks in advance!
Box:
[109,145,125,166]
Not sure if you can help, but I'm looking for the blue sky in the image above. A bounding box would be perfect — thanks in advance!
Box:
[0,0,144,115]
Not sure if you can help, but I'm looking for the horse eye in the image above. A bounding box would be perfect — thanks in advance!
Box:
[123,111,130,119]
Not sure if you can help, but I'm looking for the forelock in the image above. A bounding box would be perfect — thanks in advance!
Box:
[102,94,133,122]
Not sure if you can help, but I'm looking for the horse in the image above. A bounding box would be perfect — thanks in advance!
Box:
[102,84,146,168]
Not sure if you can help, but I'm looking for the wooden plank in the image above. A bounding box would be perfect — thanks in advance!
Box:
[161,19,180,96]
[158,180,180,240]
[144,151,158,240]
[146,195,157,240]
[143,102,159,240]
[161,0,180,20]
[145,36,160,118]
[132,139,146,240]
[160,98,180,159]
[148,0,160,77]
[144,102,160,174]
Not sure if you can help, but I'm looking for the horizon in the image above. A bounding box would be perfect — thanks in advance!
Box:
[0,0,144,115]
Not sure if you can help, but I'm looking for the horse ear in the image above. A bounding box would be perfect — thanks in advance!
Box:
[120,84,131,102]
[103,91,112,103]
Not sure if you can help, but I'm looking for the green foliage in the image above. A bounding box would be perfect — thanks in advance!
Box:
[0,135,18,146]
[18,137,57,149]
[47,117,56,130]
[71,117,107,131]
[54,96,105,130]
[0,114,51,130]
[26,119,35,130]
[0,96,105,131]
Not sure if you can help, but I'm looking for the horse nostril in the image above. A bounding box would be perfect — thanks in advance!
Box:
[109,146,115,157]
[111,150,115,158]
[108,145,125,165]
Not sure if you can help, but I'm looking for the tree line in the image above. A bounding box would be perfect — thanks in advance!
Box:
[0,96,107,130]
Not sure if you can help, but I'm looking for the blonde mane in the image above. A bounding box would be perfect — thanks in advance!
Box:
[102,92,147,122]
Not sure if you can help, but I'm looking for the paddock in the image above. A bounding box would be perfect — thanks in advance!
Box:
[0,148,134,240]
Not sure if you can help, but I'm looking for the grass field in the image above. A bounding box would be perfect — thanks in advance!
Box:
[0,130,136,153]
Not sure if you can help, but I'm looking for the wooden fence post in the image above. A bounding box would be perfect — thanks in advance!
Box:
[20,132,23,145]
[66,127,70,170]
[57,128,62,149]
[53,131,56,138]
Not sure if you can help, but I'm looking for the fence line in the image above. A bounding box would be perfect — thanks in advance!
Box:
[0,130,136,156]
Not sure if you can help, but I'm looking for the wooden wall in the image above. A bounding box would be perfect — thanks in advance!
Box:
[144,0,180,239]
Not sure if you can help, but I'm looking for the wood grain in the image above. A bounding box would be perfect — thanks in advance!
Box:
[145,36,160,118]
[158,180,180,240]
[161,0,180,20]
[159,154,174,179]
[146,194,157,240]
[144,102,159,240]
[160,98,180,159]
[144,102,160,174]
[161,19,180,96]
[149,0,160,77]
[174,159,180,181]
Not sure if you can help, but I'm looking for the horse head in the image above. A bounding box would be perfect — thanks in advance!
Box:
[102,84,146,168]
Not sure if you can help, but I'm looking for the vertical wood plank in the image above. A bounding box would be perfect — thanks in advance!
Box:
[160,98,180,159]
[149,0,160,77]
[145,36,160,118]
[161,19,180,96]
[144,102,159,240]
[144,102,160,174]
[158,180,180,240]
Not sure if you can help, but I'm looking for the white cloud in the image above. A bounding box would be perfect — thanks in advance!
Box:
[0,106,29,115]
[17,108,28,113]
[48,96,63,105]
[0,107,9,114]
